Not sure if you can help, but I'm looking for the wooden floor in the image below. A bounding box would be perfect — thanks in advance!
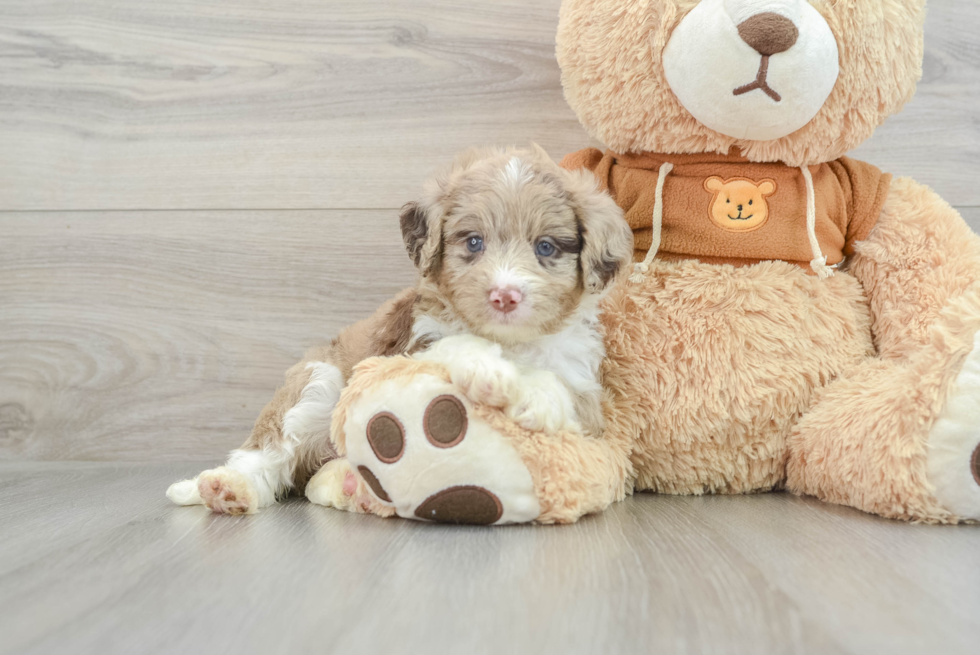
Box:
[2,1,980,652]
[0,461,977,655]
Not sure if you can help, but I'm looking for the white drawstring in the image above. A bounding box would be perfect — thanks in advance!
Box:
[628,162,833,283]
[800,165,834,279]
[629,161,674,284]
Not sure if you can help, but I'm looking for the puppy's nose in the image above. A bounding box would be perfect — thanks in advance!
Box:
[489,287,522,314]
[738,12,799,56]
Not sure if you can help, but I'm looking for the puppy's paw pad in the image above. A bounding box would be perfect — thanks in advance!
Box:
[197,468,257,515]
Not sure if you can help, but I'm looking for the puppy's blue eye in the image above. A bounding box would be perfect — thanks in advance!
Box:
[535,240,556,257]
[466,236,484,253]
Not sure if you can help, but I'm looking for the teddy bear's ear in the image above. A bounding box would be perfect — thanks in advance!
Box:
[758,180,776,196]
[399,200,443,277]
[705,177,724,192]
[562,168,633,293]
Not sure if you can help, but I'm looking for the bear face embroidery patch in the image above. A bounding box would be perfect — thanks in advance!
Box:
[704,176,777,232]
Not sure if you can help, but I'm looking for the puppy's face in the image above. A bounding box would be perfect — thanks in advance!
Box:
[401,147,632,344]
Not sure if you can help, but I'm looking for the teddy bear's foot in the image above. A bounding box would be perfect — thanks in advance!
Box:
[195,467,258,515]
[927,331,980,521]
[341,373,541,525]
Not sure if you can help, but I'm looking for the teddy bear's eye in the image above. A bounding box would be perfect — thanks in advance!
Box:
[726,199,730,204]
[749,200,753,205]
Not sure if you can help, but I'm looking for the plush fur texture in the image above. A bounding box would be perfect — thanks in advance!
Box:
[597,177,980,523]
[556,0,980,524]
[601,258,874,495]
[558,0,926,166]
[784,178,980,522]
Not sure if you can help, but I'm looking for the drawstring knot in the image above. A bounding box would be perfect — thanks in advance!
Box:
[800,165,834,279]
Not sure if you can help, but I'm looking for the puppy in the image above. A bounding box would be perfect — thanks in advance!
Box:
[167,146,633,515]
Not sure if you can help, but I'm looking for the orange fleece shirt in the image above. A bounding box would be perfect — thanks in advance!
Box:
[560,149,892,274]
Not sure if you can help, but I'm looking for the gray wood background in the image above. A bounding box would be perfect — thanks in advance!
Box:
[2,0,979,462]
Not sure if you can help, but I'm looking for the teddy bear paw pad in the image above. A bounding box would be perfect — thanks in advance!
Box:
[414,486,503,525]
[343,375,540,525]
[927,331,980,521]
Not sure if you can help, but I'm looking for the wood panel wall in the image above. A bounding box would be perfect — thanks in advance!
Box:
[2,0,978,460]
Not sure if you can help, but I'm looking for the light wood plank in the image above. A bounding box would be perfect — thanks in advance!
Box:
[0,0,977,211]
[0,210,416,461]
[1,462,978,655]
[851,1,980,202]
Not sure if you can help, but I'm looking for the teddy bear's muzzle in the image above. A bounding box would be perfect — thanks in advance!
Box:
[663,0,840,141]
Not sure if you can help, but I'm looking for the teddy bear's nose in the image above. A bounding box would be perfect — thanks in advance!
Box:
[737,12,799,56]
[737,204,744,212]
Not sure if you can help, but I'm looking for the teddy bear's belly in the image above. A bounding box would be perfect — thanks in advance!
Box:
[600,259,875,495]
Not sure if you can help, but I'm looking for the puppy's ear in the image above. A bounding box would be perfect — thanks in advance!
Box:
[399,200,443,277]
[528,142,554,165]
[563,169,633,293]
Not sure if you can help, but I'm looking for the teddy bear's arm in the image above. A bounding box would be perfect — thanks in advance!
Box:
[785,177,980,522]
[559,147,606,173]
[848,178,980,356]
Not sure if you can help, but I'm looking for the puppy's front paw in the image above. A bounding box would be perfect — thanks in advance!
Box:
[506,371,580,434]
[306,458,355,509]
[444,352,519,408]
[419,336,518,407]
[198,467,257,515]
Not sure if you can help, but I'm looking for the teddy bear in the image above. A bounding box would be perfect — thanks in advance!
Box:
[310,0,980,525]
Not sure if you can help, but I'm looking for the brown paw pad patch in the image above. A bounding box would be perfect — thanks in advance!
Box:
[358,466,391,502]
[414,486,502,525]
[366,412,405,463]
[423,395,467,448]
[972,443,980,487]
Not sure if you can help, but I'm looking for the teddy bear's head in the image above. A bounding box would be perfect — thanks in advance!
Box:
[557,0,926,166]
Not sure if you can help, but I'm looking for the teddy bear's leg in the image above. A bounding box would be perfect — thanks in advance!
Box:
[331,355,631,525]
[785,178,980,522]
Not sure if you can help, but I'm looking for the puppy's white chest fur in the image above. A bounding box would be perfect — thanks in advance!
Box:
[411,307,606,395]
